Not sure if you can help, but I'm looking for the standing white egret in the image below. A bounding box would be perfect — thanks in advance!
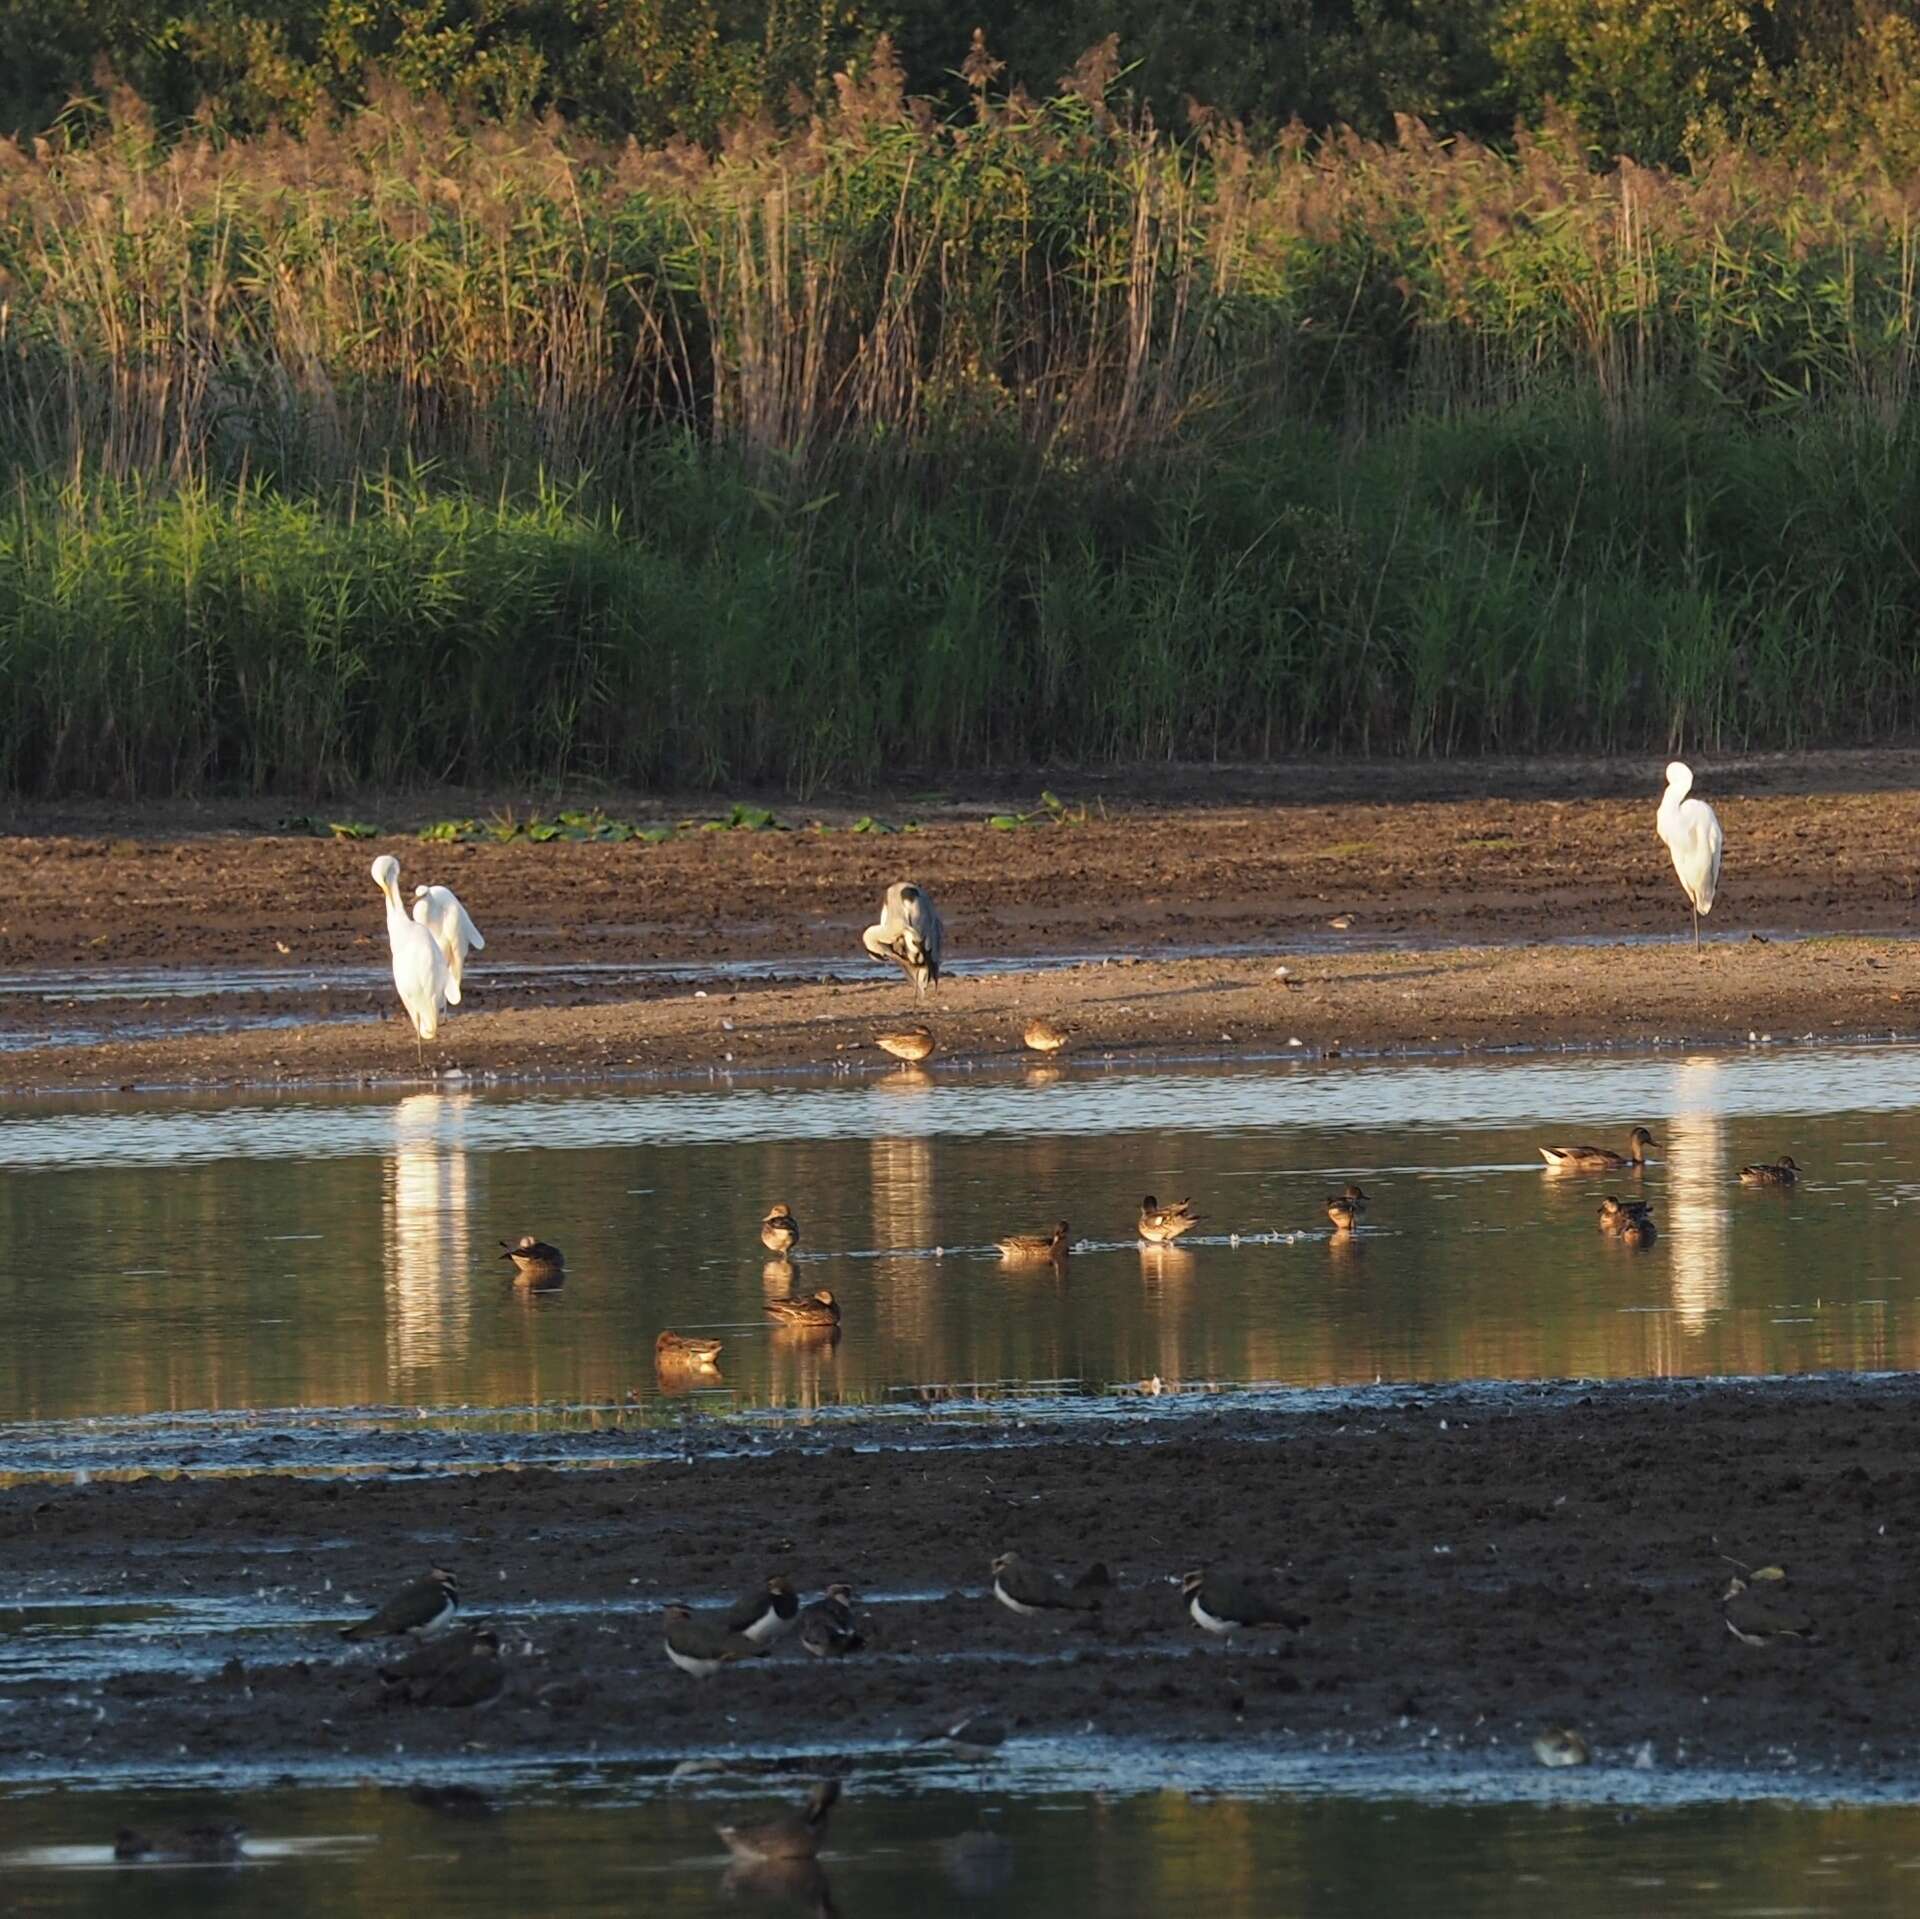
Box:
[371,855,448,1060]
[861,881,943,995]
[412,883,486,1005]
[1656,760,1724,951]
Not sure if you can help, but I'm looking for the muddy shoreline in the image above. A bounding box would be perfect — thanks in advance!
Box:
[2,750,1920,1092]
[3,1376,1917,1790]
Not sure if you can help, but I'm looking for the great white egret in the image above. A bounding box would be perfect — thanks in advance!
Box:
[371,855,447,1061]
[412,883,485,1004]
[862,881,943,994]
[1657,760,1724,950]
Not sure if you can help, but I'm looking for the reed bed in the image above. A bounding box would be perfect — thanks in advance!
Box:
[1,66,1918,794]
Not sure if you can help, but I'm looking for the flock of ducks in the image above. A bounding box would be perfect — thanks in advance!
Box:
[1540,1125,1802,1247]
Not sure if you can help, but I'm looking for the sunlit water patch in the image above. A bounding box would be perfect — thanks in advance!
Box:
[2,1047,1918,1445]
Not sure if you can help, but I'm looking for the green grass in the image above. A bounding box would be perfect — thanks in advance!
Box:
[3,402,1917,798]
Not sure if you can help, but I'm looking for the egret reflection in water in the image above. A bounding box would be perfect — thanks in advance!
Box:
[382,1092,476,1382]
[1663,1060,1732,1336]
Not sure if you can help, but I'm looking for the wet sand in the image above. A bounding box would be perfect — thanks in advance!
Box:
[1,749,1917,1091]
[2,1377,1915,1786]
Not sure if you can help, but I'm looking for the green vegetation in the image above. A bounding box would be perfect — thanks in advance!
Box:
[0,30,1918,798]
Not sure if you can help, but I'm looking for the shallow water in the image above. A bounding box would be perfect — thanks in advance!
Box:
[6,1773,1920,1917]
[1,1045,1916,1444]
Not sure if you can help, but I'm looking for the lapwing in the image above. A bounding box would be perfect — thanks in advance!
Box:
[1180,1568,1308,1635]
[340,1567,458,1641]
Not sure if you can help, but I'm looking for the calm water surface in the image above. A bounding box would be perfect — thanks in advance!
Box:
[2,1045,1918,1428]
[5,1778,1920,1918]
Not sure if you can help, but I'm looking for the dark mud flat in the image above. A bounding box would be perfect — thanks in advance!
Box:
[3,1376,1918,1791]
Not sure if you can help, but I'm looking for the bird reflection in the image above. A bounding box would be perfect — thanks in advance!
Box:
[382,1092,475,1382]
[769,1325,842,1407]
[1138,1243,1196,1285]
[762,1256,798,1300]
[873,1066,934,1096]
[1023,1065,1063,1089]
[1664,1066,1730,1334]
[721,1857,837,1914]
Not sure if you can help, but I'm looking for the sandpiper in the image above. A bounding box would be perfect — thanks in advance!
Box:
[1023,1019,1069,1055]
[875,1025,937,1065]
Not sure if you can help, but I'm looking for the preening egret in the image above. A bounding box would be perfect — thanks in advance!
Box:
[411,883,485,1005]
[862,882,943,995]
[371,855,447,1061]
[1657,760,1724,950]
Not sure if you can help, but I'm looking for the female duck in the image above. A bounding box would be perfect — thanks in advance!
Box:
[765,1289,841,1329]
[1739,1155,1800,1187]
[996,1222,1071,1261]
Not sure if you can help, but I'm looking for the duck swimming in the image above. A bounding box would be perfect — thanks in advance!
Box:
[1596,1195,1655,1234]
[499,1235,565,1279]
[1539,1127,1660,1172]
[760,1204,800,1253]
[1739,1155,1800,1186]
[1325,1195,1362,1232]
[655,1331,724,1365]
[765,1289,841,1329]
[996,1222,1071,1260]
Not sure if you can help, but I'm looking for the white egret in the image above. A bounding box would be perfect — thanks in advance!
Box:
[1656,761,1724,951]
[861,881,943,994]
[371,855,448,1060]
[412,883,486,1005]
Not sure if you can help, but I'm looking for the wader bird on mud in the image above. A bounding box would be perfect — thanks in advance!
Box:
[862,882,943,995]
[371,856,447,1061]
[1657,760,1724,951]
[412,883,485,1004]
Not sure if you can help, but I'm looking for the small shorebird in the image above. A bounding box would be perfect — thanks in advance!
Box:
[1596,1195,1654,1234]
[1533,1727,1591,1768]
[724,1575,801,1646]
[1325,1195,1362,1233]
[1180,1568,1308,1635]
[1023,1019,1069,1055]
[655,1330,724,1366]
[760,1203,800,1253]
[716,1780,841,1862]
[1657,760,1725,951]
[340,1568,458,1641]
[411,882,485,1004]
[862,881,943,994]
[996,1221,1071,1261]
[1539,1127,1659,1172]
[798,1583,863,1657]
[765,1288,841,1329]
[662,1603,767,1677]
[1739,1155,1800,1186]
[875,1025,936,1065]
[1138,1196,1200,1243]
[989,1551,1109,1616]
[499,1235,565,1279]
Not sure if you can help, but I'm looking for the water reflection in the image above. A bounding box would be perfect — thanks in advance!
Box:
[381,1094,475,1381]
[8,1777,1920,1919]
[5,1052,1920,1427]
[1664,1061,1730,1335]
